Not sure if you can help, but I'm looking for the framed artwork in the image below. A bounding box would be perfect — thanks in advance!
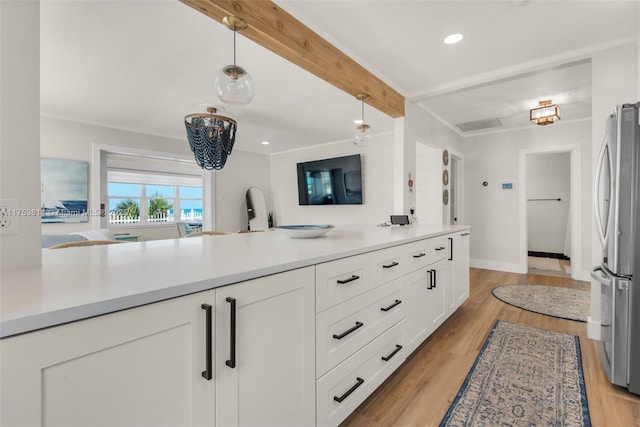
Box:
[41,158,89,223]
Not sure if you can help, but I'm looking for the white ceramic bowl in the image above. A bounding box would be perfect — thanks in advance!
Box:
[275,224,334,239]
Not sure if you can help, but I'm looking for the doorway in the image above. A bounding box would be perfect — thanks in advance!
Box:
[518,145,582,280]
[526,152,571,277]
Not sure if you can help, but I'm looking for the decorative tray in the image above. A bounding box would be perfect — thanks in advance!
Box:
[275,224,334,239]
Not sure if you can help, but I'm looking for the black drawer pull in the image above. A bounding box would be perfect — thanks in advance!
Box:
[333,321,364,340]
[412,252,426,258]
[382,344,403,362]
[333,377,365,403]
[225,297,236,369]
[461,232,470,236]
[382,261,399,269]
[435,246,446,251]
[201,303,213,380]
[337,275,360,284]
[381,299,402,312]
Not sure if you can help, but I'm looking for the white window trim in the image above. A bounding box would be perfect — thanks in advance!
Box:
[91,143,215,230]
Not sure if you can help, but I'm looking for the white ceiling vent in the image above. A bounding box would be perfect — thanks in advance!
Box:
[455,118,503,132]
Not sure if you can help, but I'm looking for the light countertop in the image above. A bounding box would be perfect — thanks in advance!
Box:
[0,224,469,339]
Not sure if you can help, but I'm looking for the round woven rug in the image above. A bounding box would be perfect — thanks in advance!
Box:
[491,285,589,322]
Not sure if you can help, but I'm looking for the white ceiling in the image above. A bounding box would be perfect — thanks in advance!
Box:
[40,1,639,154]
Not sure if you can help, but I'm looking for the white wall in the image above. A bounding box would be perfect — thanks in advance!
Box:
[590,42,637,338]
[40,116,270,237]
[214,150,271,232]
[401,103,462,217]
[0,1,42,270]
[526,152,571,254]
[462,120,591,274]
[270,133,394,226]
[415,142,442,225]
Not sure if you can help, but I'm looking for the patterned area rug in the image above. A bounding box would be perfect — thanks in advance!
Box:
[440,320,591,427]
[492,284,589,322]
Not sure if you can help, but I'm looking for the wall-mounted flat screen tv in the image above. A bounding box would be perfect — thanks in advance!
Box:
[297,154,363,205]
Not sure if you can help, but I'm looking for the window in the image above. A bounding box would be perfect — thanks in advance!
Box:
[108,170,203,226]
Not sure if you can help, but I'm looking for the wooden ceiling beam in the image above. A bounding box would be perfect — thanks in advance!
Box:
[180,0,405,118]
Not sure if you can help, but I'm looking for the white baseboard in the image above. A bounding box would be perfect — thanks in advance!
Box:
[470,259,523,274]
[587,316,601,341]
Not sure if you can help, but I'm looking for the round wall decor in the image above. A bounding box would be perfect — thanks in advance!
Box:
[443,150,449,166]
[443,189,449,205]
[443,169,449,186]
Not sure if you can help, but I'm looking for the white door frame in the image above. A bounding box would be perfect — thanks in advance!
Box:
[518,144,583,280]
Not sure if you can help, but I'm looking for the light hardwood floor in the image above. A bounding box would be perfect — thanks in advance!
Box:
[340,268,640,427]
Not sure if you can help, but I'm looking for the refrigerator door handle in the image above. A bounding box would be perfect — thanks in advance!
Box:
[590,266,612,287]
[594,132,614,248]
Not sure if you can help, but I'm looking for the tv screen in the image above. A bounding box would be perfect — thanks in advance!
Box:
[297,154,363,205]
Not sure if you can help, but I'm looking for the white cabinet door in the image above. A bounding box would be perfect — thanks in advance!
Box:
[426,259,448,333]
[1,291,216,427]
[215,267,316,427]
[403,267,430,355]
[453,231,471,307]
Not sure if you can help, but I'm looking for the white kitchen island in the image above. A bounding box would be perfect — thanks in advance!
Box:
[0,224,470,427]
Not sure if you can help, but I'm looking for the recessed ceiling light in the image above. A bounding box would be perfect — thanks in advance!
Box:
[261,141,270,145]
[444,33,464,45]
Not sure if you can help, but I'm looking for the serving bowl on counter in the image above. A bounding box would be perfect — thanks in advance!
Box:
[275,224,334,239]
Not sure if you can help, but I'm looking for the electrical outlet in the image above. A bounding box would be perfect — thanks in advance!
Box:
[0,198,17,235]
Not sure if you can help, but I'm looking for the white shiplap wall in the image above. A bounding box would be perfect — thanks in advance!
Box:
[270,133,395,226]
[415,142,442,226]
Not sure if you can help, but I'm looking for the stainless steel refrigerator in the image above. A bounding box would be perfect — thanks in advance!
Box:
[592,102,640,395]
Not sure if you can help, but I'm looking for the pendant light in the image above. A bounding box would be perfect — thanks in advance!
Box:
[184,107,237,170]
[214,16,254,106]
[353,93,373,146]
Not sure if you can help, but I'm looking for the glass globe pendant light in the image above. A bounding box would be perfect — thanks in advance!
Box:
[353,93,373,146]
[215,16,254,106]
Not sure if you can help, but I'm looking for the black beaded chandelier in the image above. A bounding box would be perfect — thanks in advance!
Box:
[184,107,237,170]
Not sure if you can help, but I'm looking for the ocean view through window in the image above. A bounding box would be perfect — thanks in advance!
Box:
[108,172,203,226]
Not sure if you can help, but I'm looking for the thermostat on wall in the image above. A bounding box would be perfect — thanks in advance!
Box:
[502,183,514,190]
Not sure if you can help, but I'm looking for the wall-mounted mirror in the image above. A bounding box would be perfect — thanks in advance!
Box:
[246,187,269,231]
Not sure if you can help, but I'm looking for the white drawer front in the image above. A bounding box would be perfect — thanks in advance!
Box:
[370,246,404,288]
[403,239,430,273]
[429,236,449,264]
[316,278,404,377]
[316,253,371,313]
[317,321,405,427]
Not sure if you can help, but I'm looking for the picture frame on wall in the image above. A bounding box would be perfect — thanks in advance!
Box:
[41,158,89,223]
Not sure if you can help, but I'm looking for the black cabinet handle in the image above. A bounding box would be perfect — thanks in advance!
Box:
[225,297,236,369]
[333,377,365,403]
[461,232,470,236]
[435,246,446,251]
[432,269,437,288]
[381,299,402,312]
[413,252,426,258]
[383,261,399,269]
[382,344,403,362]
[201,303,213,380]
[337,275,360,284]
[333,321,364,340]
[427,270,433,290]
[448,237,453,261]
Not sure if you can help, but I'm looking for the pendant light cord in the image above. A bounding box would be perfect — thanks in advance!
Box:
[233,30,237,67]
